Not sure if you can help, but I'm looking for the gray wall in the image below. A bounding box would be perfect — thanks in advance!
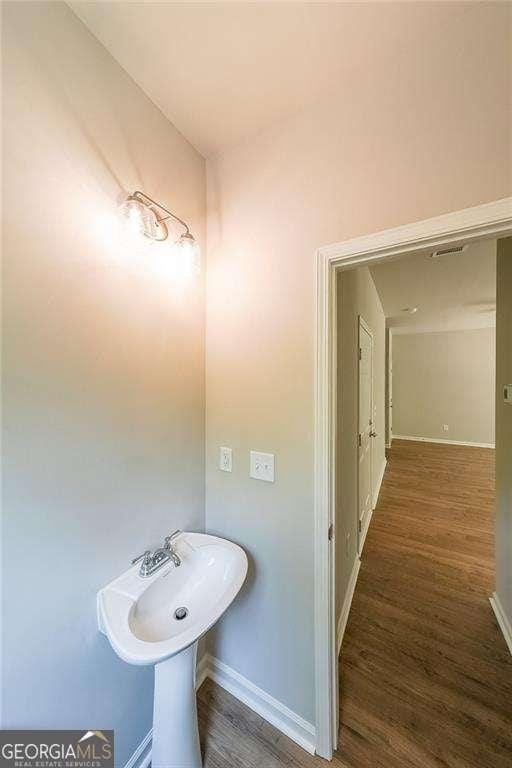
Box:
[392,329,495,445]
[1,4,205,765]
[205,3,510,723]
[495,239,512,626]
[335,268,386,622]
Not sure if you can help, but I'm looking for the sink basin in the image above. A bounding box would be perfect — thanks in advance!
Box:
[98,532,247,767]
[98,532,247,664]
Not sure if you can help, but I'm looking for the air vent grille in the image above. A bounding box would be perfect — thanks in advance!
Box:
[430,244,468,258]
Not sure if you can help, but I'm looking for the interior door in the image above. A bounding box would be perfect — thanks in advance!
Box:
[358,317,374,552]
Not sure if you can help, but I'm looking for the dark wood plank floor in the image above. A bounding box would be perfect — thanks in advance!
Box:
[339,439,512,768]
[197,439,512,767]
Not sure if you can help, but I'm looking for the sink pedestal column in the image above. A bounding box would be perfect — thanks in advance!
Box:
[151,641,201,768]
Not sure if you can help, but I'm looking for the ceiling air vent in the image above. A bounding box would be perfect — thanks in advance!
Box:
[430,244,468,258]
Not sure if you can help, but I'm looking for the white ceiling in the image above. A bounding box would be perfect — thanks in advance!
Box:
[370,239,496,335]
[69,1,495,157]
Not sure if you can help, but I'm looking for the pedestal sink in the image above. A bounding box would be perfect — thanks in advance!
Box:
[97,532,247,768]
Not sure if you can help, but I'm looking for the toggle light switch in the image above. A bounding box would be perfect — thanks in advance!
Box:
[250,451,275,482]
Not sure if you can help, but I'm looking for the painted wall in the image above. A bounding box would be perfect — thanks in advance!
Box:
[495,239,512,627]
[1,3,205,764]
[205,3,511,724]
[392,329,495,445]
[335,268,385,622]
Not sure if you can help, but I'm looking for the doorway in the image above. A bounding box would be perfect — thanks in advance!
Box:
[313,197,512,759]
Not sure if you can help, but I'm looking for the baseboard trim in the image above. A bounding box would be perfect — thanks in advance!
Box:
[125,653,316,767]
[373,458,387,509]
[490,593,512,656]
[358,459,387,557]
[393,434,495,449]
[337,557,361,656]
[196,650,209,689]
[123,729,152,768]
[205,654,316,754]
[358,506,373,556]
[358,503,374,555]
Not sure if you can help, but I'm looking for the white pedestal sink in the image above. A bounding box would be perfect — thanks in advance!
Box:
[97,532,247,768]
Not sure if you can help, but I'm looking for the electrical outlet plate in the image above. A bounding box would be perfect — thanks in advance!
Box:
[219,446,232,472]
[250,451,275,482]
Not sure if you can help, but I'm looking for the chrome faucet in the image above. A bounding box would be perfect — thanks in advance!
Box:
[163,529,182,567]
[132,530,182,577]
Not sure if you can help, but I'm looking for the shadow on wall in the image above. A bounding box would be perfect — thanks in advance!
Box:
[207,538,256,662]
[2,3,205,766]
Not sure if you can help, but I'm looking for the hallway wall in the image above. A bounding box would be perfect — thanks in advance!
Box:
[336,267,386,621]
[392,328,495,445]
[495,238,512,634]
[205,2,511,724]
[2,3,205,763]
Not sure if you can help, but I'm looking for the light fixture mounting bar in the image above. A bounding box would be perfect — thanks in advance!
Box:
[131,190,190,236]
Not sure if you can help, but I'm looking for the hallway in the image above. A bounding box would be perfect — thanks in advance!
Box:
[339,439,512,767]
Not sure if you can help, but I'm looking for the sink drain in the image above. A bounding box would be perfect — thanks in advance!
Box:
[174,607,188,621]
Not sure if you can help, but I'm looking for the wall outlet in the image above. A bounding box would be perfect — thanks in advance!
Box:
[443,424,449,432]
[219,446,232,472]
[250,451,275,482]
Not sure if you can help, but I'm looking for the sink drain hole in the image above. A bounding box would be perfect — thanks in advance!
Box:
[174,607,188,621]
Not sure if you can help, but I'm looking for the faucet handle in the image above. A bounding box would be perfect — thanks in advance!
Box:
[132,549,151,565]
[164,530,182,550]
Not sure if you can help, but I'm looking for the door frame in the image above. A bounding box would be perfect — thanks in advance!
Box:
[386,328,393,448]
[313,197,512,759]
[357,315,374,554]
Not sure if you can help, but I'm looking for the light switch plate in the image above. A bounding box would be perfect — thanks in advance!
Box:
[504,384,512,404]
[219,446,232,472]
[250,451,275,482]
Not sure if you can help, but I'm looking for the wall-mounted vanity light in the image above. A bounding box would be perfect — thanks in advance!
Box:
[120,190,200,273]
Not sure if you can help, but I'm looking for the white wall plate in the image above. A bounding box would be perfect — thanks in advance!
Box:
[250,451,275,482]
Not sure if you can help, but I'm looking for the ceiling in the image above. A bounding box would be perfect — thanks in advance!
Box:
[69,2,496,157]
[370,239,496,335]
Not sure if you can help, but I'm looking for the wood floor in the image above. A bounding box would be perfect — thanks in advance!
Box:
[196,439,512,767]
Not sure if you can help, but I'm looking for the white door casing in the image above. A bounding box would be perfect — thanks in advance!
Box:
[387,328,393,446]
[358,317,373,553]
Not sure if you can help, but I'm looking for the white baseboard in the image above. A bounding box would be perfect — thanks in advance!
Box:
[358,503,374,556]
[358,459,387,557]
[337,557,361,656]
[490,592,512,656]
[205,654,316,754]
[124,652,316,767]
[196,650,209,689]
[373,458,387,508]
[123,729,152,768]
[393,434,495,449]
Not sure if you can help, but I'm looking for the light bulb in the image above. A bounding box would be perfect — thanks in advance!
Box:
[176,233,201,275]
[121,197,145,236]
[120,196,160,241]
